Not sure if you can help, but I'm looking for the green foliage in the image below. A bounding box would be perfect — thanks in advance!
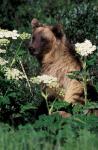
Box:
[0,31,42,126]
[62,2,98,43]
[0,115,98,150]
[1,0,98,43]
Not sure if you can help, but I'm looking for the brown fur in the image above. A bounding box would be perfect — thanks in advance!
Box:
[29,19,84,104]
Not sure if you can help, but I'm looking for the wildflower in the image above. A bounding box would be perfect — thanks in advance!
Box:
[31,74,59,88]
[0,32,4,38]
[0,28,20,39]
[31,75,65,97]
[0,48,6,53]
[5,68,25,80]
[32,74,57,84]
[75,39,96,56]
[0,57,8,65]
[11,30,20,39]
[19,32,31,40]
[0,39,10,46]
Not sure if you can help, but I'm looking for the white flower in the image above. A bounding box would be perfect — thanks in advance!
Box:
[13,30,18,33]
[0,28,20,40]
[75,39,96,56]
[0,28,31,40]
[11,30,20,39]
[37,75,57,84]
[4,31,12,38]
[31,75,65,96]
[31,74,58,87]
[0,32,4,38]
[19,32,31,40]
[0,48,6,53]
[5,68,25,80]
[0,38,10,46]
[0,57,8,65]
[11,36,17,40]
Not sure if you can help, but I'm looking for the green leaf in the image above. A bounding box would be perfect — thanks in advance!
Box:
[0,96,10,105]
[20,103,37,113]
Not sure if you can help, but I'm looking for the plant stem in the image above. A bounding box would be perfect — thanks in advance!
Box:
[19,59,33,97]
[83,56,87,104]
[41,91,49,115]
[49,98,56,115]
[10,41,23,67]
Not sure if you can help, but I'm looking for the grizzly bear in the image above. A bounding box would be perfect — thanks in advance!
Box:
[28,19,98,110]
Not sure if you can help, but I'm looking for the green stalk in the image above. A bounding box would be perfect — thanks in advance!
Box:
[41,91,49,115]
[83,56,87,104]
[49,98,57,115]
[19,59,33,97]
[10,41,23,67]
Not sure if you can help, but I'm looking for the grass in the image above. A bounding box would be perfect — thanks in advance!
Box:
[0,114,98,150]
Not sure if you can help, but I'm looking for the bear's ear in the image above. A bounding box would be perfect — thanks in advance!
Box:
[31,18,43,28]
[51,25,64,39]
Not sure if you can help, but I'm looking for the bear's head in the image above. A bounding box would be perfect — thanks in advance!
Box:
[28,19,65,60]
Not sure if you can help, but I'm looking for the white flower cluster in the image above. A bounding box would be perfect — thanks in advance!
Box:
[5,68,25,80]
[0,38,10,46]
[0,29,20,39]
[31,75,65,97]
[19,32,31,40]
[75,39,96,56]
[0,57,8,65]
[32,74,59,87]
[0,48,6,53]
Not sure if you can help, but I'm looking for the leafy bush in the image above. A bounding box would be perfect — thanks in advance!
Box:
[1,0,98,42]
[0,30,44,126]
